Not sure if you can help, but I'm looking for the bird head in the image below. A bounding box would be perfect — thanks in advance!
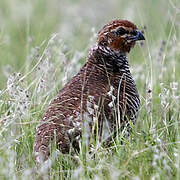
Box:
[97,20,145,53]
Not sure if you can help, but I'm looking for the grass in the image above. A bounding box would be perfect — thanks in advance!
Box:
[0,0,180,179]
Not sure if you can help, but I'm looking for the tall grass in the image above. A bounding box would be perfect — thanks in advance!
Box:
[0,0,180,179]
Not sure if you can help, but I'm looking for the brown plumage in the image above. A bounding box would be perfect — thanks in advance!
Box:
[34,19,145,163]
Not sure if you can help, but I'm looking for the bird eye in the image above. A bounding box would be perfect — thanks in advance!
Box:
[116,27,127,35]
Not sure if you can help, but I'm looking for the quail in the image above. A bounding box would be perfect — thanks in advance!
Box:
[34,19,145,163]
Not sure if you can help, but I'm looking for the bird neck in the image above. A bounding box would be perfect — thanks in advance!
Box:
[88,44,130,74]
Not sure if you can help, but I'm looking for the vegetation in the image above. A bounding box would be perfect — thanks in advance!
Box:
[0,0,180,179]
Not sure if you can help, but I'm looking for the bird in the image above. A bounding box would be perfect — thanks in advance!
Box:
[34,19,145,163]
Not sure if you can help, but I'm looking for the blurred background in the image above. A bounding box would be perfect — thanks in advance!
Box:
[0,0,179,88]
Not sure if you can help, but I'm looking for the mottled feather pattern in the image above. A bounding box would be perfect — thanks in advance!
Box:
[34,19,145,162]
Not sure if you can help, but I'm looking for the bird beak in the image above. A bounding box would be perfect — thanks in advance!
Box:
[127,30,145,42]
[136,30,145,41]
